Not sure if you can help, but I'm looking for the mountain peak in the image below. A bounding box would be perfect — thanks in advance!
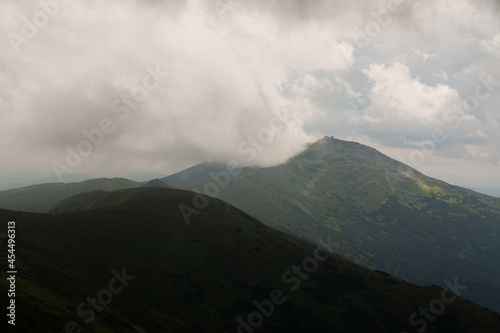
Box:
[160,137,500,313]
[143,178,169,188]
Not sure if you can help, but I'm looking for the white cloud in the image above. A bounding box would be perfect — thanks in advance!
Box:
[480,33,500,56]
[0,0,499,188]
[433,70,449,81]
[362,62,461,124]
[1,0,348,179]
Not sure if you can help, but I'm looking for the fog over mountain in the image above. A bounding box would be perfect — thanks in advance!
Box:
[0,0,499,189]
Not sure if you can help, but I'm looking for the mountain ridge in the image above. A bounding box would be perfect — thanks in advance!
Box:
[161,136,500,313]
[2,137,499,313]
[2,187,500,332]
[0,177,140,213]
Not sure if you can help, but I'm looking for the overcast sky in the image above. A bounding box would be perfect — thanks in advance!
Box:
[0,0,499,193]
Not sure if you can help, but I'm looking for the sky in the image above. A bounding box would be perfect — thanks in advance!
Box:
[0,0,499,194]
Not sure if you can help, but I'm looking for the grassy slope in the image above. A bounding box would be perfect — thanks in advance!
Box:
[0,178,140,213]
[163,137,500,312]
[1,187,499,332]
[48,190,111,213]
[48,179,169,213]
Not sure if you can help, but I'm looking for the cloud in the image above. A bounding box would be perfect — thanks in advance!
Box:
[480,33,500,56]
[362,62,461,124]
[0,0,498,187]
[1,0,349,179]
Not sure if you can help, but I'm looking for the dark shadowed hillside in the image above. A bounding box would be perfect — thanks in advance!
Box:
[2,187,500,332]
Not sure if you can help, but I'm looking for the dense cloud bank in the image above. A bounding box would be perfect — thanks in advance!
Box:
[0,0,499,186]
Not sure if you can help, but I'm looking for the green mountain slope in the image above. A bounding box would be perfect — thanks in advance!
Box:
[48,179,170,213]
[1,187,500,332]
[48,190,111,213]
[143,178,171,188]
[162,137,500,313]
[0,178,140,213]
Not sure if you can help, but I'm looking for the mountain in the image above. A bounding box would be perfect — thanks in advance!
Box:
[161,162,228,184]
[2,187,500,332]
[0,178,140,213]
[143,178,170,188]
[161,136,500,313]
[47,179,169,213]
[48,190,111,213]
